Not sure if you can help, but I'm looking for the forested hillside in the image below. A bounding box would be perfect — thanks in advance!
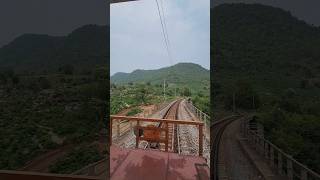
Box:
[0,24,108,73]
[111,63,210,115]
[112,62,210,93]
[212,4,320,172]
[0,25,108,172]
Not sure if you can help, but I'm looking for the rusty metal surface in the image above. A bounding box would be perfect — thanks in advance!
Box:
[110,115,204,126]
[110,146,209,180]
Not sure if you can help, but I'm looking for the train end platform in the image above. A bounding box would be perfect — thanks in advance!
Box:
[110,146,209,180]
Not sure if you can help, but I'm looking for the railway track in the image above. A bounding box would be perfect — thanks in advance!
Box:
[211,115,242,180]
[176,100,208,157]
[153,99,182,152]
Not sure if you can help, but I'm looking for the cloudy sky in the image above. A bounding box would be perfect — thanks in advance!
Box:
[110,0,210,75]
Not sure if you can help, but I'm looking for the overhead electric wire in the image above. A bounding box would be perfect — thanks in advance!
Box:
[155,0,172,62]
[155,0,176,99]
[159,0,172,62]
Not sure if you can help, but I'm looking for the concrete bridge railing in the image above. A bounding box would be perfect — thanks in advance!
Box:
[186,101,210,125]
[242,118,320,180]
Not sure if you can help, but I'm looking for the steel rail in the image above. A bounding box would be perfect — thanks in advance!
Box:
[211,115,242,180]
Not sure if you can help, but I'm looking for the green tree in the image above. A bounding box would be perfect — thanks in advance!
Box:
[12,75,19,85]
[60,64,74,75]
[134,84,149,104]
[39,77,51,89]
[183,87,191,97]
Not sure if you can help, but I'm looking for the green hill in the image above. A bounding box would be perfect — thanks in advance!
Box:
[111,63,210,92]
[0,25,108,171]
[212,3,320,93]
[0,24,108,74]
[212,3,320,172]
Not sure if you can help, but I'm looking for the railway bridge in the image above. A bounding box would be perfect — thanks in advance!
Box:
[0,97,211,180]
[109,99,210,180]
[211,114,320,180]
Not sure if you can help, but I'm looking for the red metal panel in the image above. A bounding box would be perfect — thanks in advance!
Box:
[167,153,209,180]
[111,148,168,180]
[110,146,210,180]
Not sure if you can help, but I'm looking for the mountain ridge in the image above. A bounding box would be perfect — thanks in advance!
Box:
[111,62,209,92]
[212,3,320,172]
[0,24,108,73]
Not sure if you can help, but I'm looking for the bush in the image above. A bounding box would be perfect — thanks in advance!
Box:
[126,107,143,116]
[49,145,102,174]
[224,80,260,110]
[183,87,191,97]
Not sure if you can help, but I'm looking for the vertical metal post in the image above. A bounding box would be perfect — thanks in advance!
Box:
[246,125,250,138]
[260,138,264,155]
[163,79,166,101]
[199,124,203,156]
[278,153,283,175]
[258,137,262,154]
[253,95,255,110]
[110,118,113,146]
[270,146,274,167]
[175,87,176,97]
[117,120,121,138]
[287,159,293,180]
[165,122,169,152]
[136,120,140,148]
[264,142,269,159]
[233,92,236,112]
[301,169,307,180]
[254,135,258,150]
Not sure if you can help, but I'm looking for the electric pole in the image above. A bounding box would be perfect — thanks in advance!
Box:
[175,87,177,97]
[253,95,255,110]
[163,79,166,101]
[233,92,236,113]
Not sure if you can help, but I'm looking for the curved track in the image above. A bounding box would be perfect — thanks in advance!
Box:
[154,99,182,152]
[211,115,241,180]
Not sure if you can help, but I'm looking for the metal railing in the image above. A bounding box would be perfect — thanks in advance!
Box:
[186,101,210,135]
[110,115,204,156]
[242,119,320,180]
[186,102,210,123]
